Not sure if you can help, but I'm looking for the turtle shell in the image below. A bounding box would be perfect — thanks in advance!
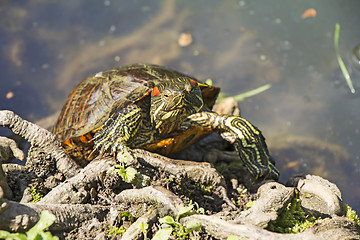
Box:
[53,64,220,163]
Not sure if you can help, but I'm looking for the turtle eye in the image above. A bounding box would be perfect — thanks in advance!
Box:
[162,90,172,99]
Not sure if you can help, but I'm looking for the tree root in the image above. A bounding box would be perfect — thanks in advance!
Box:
[0,136,25,162]
[39,158,115,204]
[287,174,345,217]
[134,149,225,187]
[0,110,81,178]
[0,137,24,199]
[180,214,360,240]
[116,186,184,217]
[233,181,295,227]
[134,149,236,209]
[0,187,119,232]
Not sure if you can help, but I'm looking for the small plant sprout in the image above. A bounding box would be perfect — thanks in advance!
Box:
[109,165,137,183]
[138,221,149,238]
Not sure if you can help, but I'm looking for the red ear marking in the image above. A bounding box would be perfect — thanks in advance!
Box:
[151,86,161,96]
[189,79,197,86]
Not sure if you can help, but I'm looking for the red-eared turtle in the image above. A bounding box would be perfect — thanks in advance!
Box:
[53,64,279,180]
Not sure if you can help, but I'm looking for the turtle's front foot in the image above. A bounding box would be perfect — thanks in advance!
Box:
[188,112,280,181]
[91,105,142,159]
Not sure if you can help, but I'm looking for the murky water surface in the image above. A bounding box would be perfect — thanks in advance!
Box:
[1,0,360,211]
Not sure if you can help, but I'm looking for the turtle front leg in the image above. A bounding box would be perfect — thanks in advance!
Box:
[92,105,142,159]
[188,112,279,181]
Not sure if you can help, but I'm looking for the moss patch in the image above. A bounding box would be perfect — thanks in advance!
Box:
[266,192,322,233]
[30,186,43,203]
[345,204,360,225]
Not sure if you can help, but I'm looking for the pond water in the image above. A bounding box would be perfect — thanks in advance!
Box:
[1,0,360,212]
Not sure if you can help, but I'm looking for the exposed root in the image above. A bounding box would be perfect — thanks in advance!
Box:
[0,110,80,178]
[0,187,120,232]
[234,182,295,227]
[116,186,184,217]
[39,158,115,204]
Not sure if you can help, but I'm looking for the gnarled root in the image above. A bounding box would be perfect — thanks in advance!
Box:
[0,110,80,178]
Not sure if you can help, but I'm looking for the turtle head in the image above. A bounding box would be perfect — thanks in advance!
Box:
[150,78,204,134]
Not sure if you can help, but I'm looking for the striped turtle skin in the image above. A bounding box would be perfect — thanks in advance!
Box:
[53,64,279,180]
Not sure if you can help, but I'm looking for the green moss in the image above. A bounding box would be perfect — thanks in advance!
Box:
[245,199,255,209]
[30,186,43,203]
[106,211,136,237]
[108,226,126,237]
[195,183,213,195]
[344,204,360,225]
[266,192,322,233]
[119,211,135,223]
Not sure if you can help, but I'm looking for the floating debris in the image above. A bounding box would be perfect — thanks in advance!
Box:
[6,91,14,99]
[109,25,116,33]
[301,8,317,19]
[178,32,192,47]
[286,161,299,169]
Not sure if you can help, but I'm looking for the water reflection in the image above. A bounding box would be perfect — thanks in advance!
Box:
[0,0,359,212]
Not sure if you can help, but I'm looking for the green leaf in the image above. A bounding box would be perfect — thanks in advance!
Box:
[123,167,137,183]
[176,206,193,221]
[0,230,27,240]
[152,227,173,240]
[0,230,11,238]
[26,210,56,240]
[197,207,205,214]
[159,216,175,226]
[39,231,60,240]
[138,221,149,233]
[113,165,138,183]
